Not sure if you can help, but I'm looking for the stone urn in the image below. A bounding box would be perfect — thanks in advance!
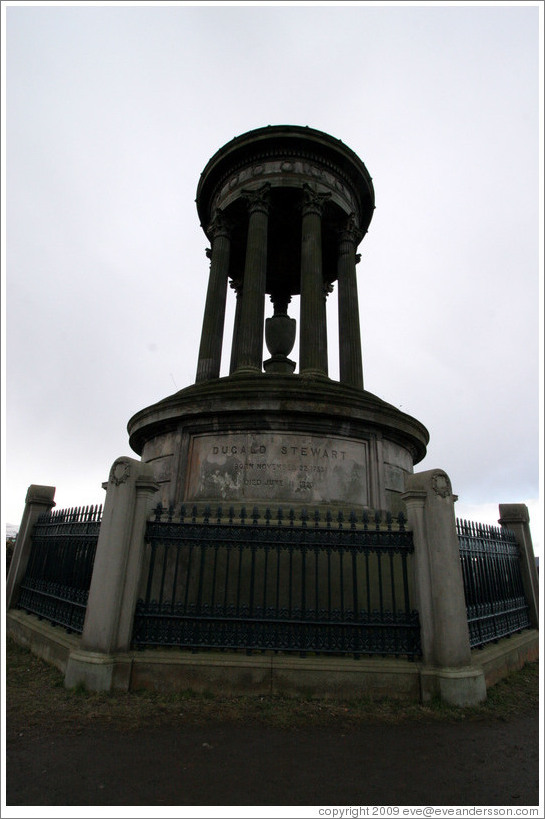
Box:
[264,306,296,374]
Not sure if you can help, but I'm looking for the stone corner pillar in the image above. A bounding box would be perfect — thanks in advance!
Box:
[402,469,486,707]
[64,456,159,692]
[6,484,56,611]
[498,503,539,628]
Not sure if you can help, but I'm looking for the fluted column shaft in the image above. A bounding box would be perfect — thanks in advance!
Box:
[195,210,231,382]
[229,279,243,375]
[233,184,270,373]
[337,215,364,389]
[299,185,330,377]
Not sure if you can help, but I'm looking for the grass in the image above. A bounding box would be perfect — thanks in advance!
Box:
[5,638,539,737]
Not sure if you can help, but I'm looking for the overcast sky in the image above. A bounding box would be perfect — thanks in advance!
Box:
[3,2,542,554]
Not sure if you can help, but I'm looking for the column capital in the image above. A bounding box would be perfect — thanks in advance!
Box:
[301,183,331,217]
[323,281,334,300]
[207,208,232,240]
[24,484,57,507]
[241,182,271,215]
[337,212,365,248]
[229,276,243,296]
[498,503,530,525]
[400,488,428,508]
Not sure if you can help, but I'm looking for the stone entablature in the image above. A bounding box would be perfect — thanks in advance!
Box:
[197,125,374,236]
[211,154,360,217]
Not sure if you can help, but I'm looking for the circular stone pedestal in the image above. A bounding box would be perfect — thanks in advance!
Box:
[128,374,429,516]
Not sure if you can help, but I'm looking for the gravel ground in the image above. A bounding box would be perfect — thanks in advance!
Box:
[5,641,541,811]
[6,712,540,807]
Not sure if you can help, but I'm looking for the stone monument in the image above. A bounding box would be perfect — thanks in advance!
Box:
[9,126,537,707]
[128,126,429,514]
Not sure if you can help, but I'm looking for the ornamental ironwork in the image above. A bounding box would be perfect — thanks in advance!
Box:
[16,505,102,633]
[457,518,530,649]
[132,504,421,659]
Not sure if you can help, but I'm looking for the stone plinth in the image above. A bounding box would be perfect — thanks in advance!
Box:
[128,374,429,515]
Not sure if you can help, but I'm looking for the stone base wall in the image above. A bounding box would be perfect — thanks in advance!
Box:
[142,425,414,515]
[7,610,538,703]
[7,609,78,675]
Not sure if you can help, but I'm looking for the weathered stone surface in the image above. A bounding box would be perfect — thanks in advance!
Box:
[384,463,408,493]
[498,503,539,628]
[186,431,369,505]
[382,439,413,472]
[81,457,159,655]
[6,484,56,611]
[145,453,173,484]
[128,374,429,513]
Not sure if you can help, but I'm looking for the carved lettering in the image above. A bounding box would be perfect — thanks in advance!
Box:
[279,444,345,459]
[213,445,266,455]
[189,432,368,505]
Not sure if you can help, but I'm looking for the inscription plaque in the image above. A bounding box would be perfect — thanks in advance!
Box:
[186,432,369,505]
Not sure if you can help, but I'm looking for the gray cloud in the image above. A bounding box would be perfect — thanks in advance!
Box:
[5,4,541,552]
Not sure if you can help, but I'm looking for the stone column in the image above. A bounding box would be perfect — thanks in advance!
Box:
[6,484,56,611]
[337,214,364,389]
[232,183,270,374]
[498,503,539,628]
[64,457,159,691]
[402,469,486,706]
[229,278,243,375]
[196,209,232,382]
[299,184,330,377]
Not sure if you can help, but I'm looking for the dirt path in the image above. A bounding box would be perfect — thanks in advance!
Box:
[6,710,540,807]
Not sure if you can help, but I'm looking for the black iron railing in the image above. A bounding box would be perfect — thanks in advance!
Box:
[133,505,421,659]
[457,518,530,649]
[17,505,102,633]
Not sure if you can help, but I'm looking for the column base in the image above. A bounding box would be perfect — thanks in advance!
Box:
[299,368,329,380]
[233,365,263,376]
[420,665,487,707]
[65,648,132,692]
